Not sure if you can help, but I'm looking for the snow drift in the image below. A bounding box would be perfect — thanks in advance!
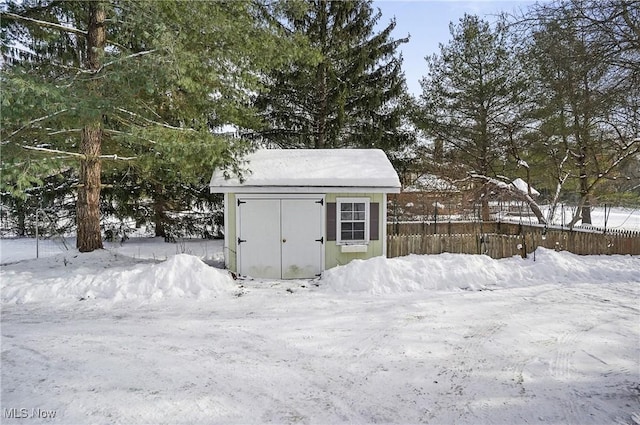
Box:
[1,252,235,304]
[320,248,640,294]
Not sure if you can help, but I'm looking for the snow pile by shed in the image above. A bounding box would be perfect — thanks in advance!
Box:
[320,248,640,294]
[1,252,235,304]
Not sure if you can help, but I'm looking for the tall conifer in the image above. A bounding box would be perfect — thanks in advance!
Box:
[1,0,306,249]
[255,0,411,153]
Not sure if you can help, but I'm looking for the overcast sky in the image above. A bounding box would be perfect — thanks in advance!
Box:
[373,0,541,97]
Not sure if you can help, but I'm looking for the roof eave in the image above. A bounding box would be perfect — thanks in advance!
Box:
[209,185,401,194]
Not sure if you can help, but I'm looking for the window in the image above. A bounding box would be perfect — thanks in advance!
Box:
[337,198,369,244]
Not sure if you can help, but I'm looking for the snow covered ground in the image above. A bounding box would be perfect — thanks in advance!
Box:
[1,237,639,424]
[500,205,640,231]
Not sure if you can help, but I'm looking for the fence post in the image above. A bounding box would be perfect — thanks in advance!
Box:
[36,211,39,258]
[433,201,438,235]
[35,208,44,259]
[521,233,527,259]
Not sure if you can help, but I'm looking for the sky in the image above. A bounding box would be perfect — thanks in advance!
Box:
[373,1,542,97]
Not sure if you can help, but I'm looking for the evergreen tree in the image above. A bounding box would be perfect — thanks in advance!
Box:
[254,0,412,154]
[415,15,535,221]
[1,0,306,250]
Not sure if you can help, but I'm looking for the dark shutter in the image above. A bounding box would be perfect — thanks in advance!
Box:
[370,202,379,240]
[327,202,336,241]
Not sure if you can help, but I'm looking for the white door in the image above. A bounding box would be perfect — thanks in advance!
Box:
[237,196,324,279]
[281,199,323,279]
[237,199,281,279]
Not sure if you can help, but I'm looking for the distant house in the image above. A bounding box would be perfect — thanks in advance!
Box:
[209,149,401,279]
[390,173,462,220]
[485,178,542,219]
[511,178,540,197]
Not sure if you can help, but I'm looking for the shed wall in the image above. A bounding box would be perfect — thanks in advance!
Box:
[324,192,385,270]
[225,192,386,274]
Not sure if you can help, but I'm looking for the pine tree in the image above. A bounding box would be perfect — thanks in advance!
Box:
[415,15,534,221]
[254,0,411,154]
[1,0,306,250]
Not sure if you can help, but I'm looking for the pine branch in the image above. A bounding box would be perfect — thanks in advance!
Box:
[1,12,126,50]
[22,146,136,161]
[2,12,87,37]
[3,109,73,143]
[98,50,158,73]
[115,108,195,132]
[54,50,159,90]
[46,128,82,136]
[23,145,85,158]
[99,154,137,161]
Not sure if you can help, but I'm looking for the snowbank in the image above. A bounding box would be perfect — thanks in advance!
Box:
[320,248,640,294]
[1,252,235,304]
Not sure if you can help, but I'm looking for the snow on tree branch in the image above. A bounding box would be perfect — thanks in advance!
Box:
[23,146,136,161]
[115,108,196,132]
[467,173,547,225]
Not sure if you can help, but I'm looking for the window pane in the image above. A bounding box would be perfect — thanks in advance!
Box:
[354,203,365,212]
[341,231,353,240]
[354,230,365,240]
[341,212,353,220]
[354,212,365,220]
[341,203,353,212]
[354,222,365,231]
[341,222,353,231]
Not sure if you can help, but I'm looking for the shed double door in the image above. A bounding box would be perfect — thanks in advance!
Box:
[237,197,324,279]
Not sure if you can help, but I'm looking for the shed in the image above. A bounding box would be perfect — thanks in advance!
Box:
[209,149,401,279]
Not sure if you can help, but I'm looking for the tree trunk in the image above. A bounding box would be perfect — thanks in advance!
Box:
[481,196,491,221]
[314,2,329,149]
[315,63,328,149]
[77,126,103,252]
[153,190,167,238]
[16,199,26,237]
[579,175,592,225]
[154,213,166,238]
[577,141,592,225]
[76,2,106,252]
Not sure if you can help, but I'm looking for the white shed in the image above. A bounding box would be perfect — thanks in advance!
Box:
[209,149,401,279]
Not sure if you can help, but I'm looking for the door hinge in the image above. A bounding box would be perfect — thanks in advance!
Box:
[315,236,324,244]
[237,237,246,245]
[237,199,246,207]
[315,199,324,206]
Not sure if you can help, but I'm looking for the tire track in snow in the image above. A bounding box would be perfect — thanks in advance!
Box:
[551,330,578,379]
[549,319,607,425]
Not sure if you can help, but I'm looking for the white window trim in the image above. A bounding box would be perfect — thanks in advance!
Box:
[336,197,370,245]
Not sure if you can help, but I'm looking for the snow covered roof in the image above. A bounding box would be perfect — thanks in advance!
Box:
[512,178,540,196]
[209,149,401,193]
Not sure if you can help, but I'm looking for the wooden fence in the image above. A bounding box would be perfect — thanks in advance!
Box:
[386,221,640,258]
[388,221,524,236]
